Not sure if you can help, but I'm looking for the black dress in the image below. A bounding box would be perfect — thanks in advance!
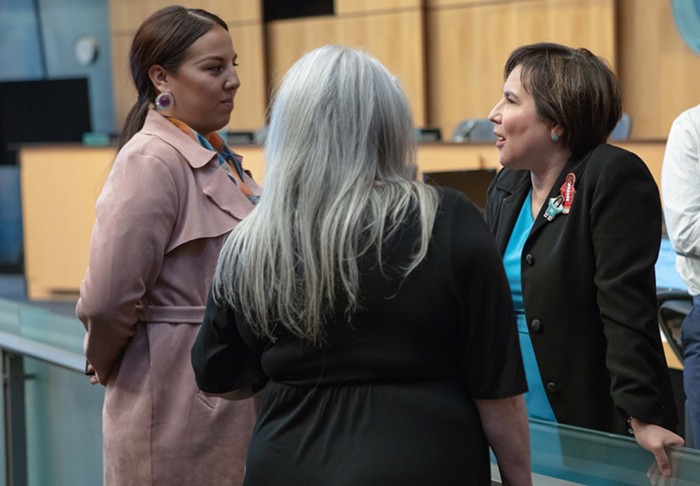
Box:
[192,188,526,485]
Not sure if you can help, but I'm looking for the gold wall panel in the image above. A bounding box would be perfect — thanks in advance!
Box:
[618,0,700,139]
[426,0,495,6]
[107,0,700,140]
[266,9,426,124]
[426,0,615,139]
[228,24,267,131]
[110,0,261,33]
[335,0,421,15]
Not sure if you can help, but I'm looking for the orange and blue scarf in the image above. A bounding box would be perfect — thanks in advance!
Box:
[167,117,258,204]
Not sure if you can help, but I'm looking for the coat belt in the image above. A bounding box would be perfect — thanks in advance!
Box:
[136,304,206,324]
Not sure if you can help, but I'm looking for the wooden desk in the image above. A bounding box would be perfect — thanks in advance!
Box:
[19,140,680,371]
[20,145,113,300]
[18,144,266,301]
[417,139,668,191]
[18,139,668,299]
[664,341,683,370]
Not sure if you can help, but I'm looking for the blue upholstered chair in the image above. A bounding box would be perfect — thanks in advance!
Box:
[609,112,632,140]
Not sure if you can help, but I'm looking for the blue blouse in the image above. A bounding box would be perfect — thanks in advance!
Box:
[502,191,557,422]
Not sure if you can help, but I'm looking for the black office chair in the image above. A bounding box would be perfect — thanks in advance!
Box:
[657,289,690,362]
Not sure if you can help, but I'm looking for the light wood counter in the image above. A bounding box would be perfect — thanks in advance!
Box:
[19,139,668,297]
[19,144,265,301]
[19,139,681,370]
[664,341,683,371]
[20,146,113,301]
[417,139,668,191]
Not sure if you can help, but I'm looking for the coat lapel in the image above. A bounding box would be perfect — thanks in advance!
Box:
[142,111,262,222]
[141,111,262,252]
[490,150,590,253]
[201,164,259,221]
[491,170,531,255]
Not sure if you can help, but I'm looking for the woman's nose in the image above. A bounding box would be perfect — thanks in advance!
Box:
[226,67,240,90]
[488,102,501,124]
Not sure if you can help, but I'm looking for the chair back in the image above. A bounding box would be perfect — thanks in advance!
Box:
[451,118,496,142]
[657,289,690,362]
[609,112,632,140]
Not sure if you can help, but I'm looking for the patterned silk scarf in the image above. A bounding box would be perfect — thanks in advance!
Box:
[167,117,258,204]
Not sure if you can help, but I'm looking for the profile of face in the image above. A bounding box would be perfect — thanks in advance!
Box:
[150,25,239,135]
[488,64,556,171]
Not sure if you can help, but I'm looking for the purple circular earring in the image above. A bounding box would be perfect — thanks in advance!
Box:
[155,92,174,111]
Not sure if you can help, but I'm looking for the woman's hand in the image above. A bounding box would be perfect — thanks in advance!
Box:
[630,417,685,477]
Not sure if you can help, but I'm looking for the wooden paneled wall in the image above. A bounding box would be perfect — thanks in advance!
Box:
[109,0,266,132]
[426,0,615,140]
[108,0,700,140]
[265,0,426,125]
[618,0,700,138]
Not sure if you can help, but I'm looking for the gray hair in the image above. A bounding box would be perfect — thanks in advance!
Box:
[213,45,438,342]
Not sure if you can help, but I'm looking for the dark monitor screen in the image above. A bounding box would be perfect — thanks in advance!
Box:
[0,77,92,146]
[263,0,333,21]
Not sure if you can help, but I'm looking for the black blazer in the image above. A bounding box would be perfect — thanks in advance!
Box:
[485,143,678,435]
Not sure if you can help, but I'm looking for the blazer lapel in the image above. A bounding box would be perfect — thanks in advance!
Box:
[491,171,531,255]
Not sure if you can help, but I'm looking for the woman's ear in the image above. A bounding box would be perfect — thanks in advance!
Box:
[550,123,563,142]
[148,65,169,93]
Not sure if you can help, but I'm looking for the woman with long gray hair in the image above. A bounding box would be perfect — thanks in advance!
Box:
[192,45,531,485]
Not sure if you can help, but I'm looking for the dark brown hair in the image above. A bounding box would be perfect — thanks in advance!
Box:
[118,6,228,149]
[504,42,622,156]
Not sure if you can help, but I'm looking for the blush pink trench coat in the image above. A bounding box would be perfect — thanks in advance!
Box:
[76,110,259,486]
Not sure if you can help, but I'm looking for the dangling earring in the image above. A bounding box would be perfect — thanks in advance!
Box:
[155,92,174,111]
[551,132,559,143]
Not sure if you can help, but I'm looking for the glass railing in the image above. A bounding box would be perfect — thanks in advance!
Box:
[0,297,103,486]
[521,418,700,485]
[2,297,700,485]
[0,297,85,354]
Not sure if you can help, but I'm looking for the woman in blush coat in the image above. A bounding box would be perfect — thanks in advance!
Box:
[76,6,259,485]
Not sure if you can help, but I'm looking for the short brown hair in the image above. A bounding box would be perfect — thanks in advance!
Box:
[504,42,622,155]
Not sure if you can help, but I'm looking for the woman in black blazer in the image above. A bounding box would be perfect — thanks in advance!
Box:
[484,42,683,477]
